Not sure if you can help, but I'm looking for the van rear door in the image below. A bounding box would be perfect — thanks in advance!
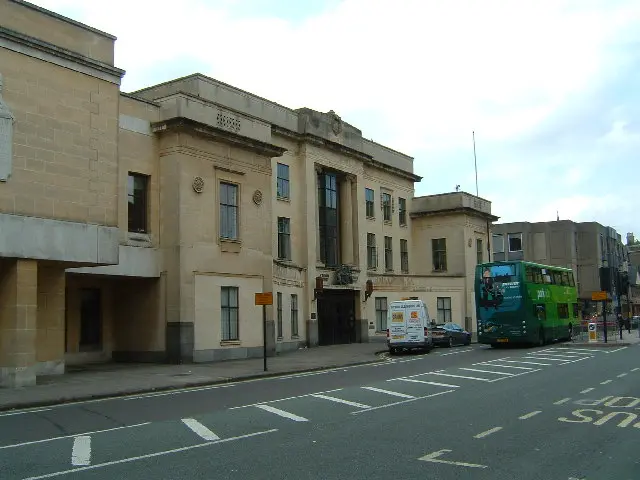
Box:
[404,301,424,344]
[388,302,407,344]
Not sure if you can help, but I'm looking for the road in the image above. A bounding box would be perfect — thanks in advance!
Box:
[0,342,638,480]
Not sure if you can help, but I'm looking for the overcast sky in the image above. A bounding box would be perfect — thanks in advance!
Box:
[34,0,640,240]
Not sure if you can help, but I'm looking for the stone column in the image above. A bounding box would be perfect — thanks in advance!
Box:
[340,175,354,265]
[0,259,38,387]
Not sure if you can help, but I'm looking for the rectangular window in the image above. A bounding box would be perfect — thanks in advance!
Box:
[432,238,447,271]
[561,271,570,286]
[525,266,534,283]
[221,286,239,341]
[276,292,283,338]
[127,173,149,233]
[375,297,388,332]
[568,271,576,287]
[219,182,239,240]
[492,234,505,254]
[384,236,393,271]
[318,172,339,266]
[365,188,375,218]
[437,297,452,323]
[276,163,290,199]
[476,238,483,264]
[277,217,291,260]
[367,233,377,269]
[398,197,407,226]
[508,232,523,252]
[400,239,409,273]
[382,192,392,222]
[557,303,569,319]
[291,294,299,337]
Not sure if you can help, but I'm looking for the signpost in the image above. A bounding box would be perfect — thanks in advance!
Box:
[255,292,273,372]
[587,322,597,343]
[591,291,608,343]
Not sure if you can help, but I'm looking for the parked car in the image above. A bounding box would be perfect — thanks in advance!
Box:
[431,322,472,347]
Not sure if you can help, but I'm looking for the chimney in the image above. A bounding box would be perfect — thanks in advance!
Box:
[627,232,635,246]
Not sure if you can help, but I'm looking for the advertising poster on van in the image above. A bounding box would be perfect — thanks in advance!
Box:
[389,309,405,340]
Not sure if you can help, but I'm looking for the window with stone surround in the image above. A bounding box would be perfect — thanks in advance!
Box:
[220,182,239,240]
[432,238,447,272]
[400,239,409,273]
[277,217,291,260]
[365,188,375,218]
[277,163,290,199]
[221,286,239,341]
[127,172,149,233]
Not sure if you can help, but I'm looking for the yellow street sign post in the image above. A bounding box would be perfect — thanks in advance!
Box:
[255,292,273,371]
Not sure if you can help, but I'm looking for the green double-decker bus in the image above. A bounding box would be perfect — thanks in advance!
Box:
[475,260,579,347]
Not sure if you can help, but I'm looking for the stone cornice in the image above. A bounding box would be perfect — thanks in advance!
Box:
[0,26,125,85]
[152,117,287,158]
[272,125,421,182]
[410,206,500,222]
[10,0,117,40]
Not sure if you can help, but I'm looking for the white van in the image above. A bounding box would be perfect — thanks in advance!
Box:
[386,298,433,354]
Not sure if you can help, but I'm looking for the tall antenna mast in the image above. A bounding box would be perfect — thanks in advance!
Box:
[473,130,479,197]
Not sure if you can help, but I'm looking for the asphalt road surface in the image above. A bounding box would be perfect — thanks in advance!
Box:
[1,342,638,480]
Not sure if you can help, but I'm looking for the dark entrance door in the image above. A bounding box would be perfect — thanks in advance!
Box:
[79,288,102,351]
[317,289,357,345]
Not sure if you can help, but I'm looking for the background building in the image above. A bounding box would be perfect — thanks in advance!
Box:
[491,220,629,316]
[410,192,498,334]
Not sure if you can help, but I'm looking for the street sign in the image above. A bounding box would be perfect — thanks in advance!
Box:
[255,292,273,305]
[591,291,607,301]
[588,322,597,342]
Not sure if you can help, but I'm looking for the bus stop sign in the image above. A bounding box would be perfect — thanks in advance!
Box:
[588,322,597,342]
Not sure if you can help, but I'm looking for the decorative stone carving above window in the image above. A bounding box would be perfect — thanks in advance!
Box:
[216,112,241,133]
[0,73,15,182]
[192,176,205,193]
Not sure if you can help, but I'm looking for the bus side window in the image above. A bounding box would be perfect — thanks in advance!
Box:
[553,271,563,285]
[561,272,570,286]
[568,272,576,287]
[525,266,534,283]
[533,268,543,283]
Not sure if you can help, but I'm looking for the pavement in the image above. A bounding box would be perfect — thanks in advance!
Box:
[1,340,639,479]
[0,342,388,411]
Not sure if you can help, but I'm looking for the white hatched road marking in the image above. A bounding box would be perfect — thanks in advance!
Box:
[554,398,571,405]
[606,347,628,353]
[254,404,308,422]
[425,372,492,382]
[0,423,150,450]
[310,393,371,409]
[521,356,569,363]
[476,362,535,370]
[580,388,595,394]
[519,411,542,420]
[617,373,628,378]
[390,378,461,388]
[548,349,596,355]
[71,436,91,466]
[352,390,455,414]
[632,368,640,372]
[601,380,612,385]
[360,386,415,399]
[181,418,220,441]
[459,368,515,376]
[24,430,278,480]
[529,352,585,359]
[500,359,552,366]
[474,426,503,438]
